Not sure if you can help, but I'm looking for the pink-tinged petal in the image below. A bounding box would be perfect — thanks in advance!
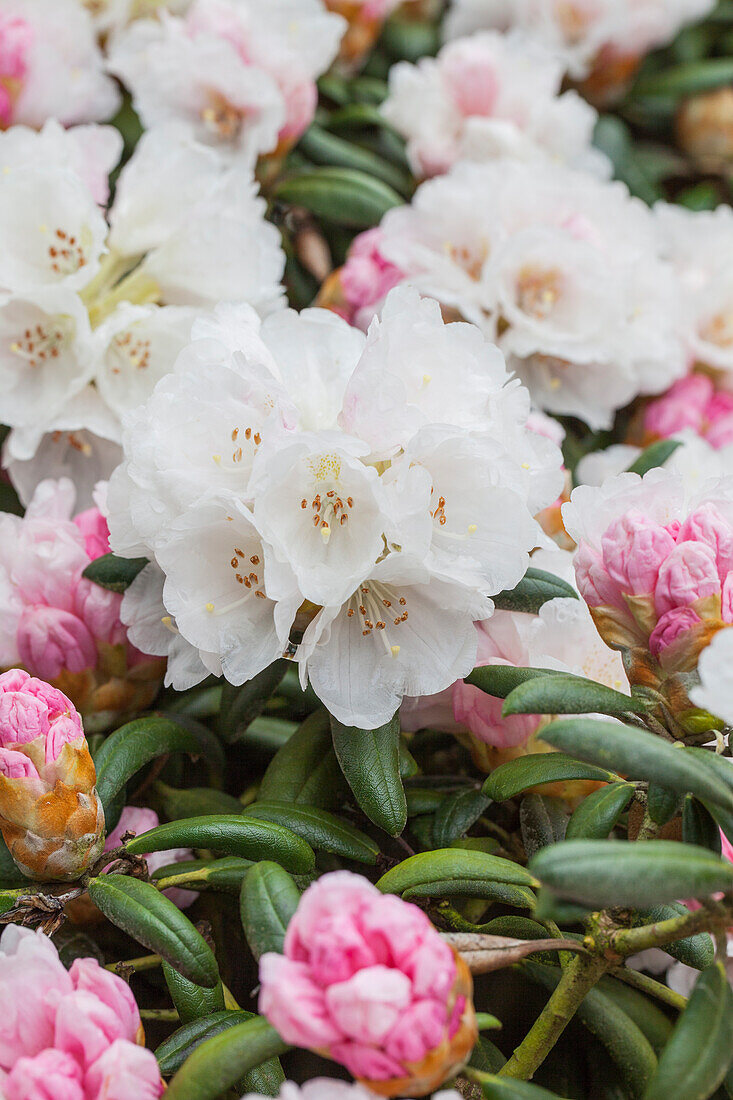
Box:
[0,927,72,1068]
[53,990,131,1070]
[0,746,40,780]
[400,935,456,1001]
[17,607,97,681]
[258,955,343,1048]
[84,1039,164,1100]
[643,375,712,439]
[328,1040,405,1082]
[324,966,412,1044]
[654,541,721,616]
[45,717,84,764]
[452,678,538,747]
[69,959,141,1043]
[73,508,111,562]
[601,512,676,596]
[441,39,499,117]
[677,504,733,582]
[74,579,124,646]
[0,691,49,746]
[4,1049,84,1100]
[104,806,160,851]
[383,998,447,1064]
[573,542,626,609]
[649,607,703,657]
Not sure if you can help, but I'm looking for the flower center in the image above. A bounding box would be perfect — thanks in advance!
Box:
[516,266,563,319]
[700,311,733,350]
[303,487,354,545]
[201,93,244,141]
[51,430,93,456]
[45,227,91,277]
[10,316,75,368]
[346,581,408,657]
[109,329,151,373]
[204,544,267,617]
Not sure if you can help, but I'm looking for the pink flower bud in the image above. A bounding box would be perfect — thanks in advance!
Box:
[73,508,112,562]
[17,606,97,681]
[0,16,31,127]
[0,670,104,880]
[4,1049,84,1100]
[601,511,676,596]
[339,230,403,327]
[279,80,318,145]
[677,503,733,583]
[259,871,476,1097]
[74,578,125,646]
[0,927,73,1068]
[654,541,721,617]
[573,542,626,609]
[84,1039,164,1100]
[452,674,538,747]
[649,607,703,657]
[643,374,712,439]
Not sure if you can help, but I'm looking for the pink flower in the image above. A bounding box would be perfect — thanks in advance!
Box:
[649,607,703,657]
[105,806,197,909]
[338,230,404,330]
[0,16,32,127]
[643,374,733,450]
[601,511,676,596]
[441,38,499,118]
[17,606,98,681]
[73,507,112,562]
[0,928,163,1100]
[654,542,721,616]
[259,871,476,1093]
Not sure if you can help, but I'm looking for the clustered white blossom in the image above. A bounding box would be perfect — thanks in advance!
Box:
[108,288,564,727]
[0,121,285,506]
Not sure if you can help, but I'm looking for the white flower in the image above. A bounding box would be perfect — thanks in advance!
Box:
[382,31,609,179]
[106,287,563,728]
[442,0,715,81]
[0,0,120,128]
[374,161,686,428]
[0,119,123,205]
[692,628,733,725]
[108,0,345,161]
[240,1082,461,1100]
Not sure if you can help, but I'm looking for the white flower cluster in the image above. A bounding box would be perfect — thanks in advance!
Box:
[364,159,685,429]
[0,121,285,506]
[108,288,563,728]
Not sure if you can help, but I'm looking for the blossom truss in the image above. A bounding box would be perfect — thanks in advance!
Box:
[442,0,715,84]
[0,0,120,128]
[332,160,686,429]
[0,121,286,506]
[107,0,346,163]
[381,31,610,180]
[107,287,564,728]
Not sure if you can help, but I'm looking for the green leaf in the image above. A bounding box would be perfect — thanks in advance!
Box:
[592,115,663,204]
[466,665,558,700]
[93,717,222,814]
[297,125,411,194]
[566,783,635,840]
[626,440,682,476]
[381,13,440,61]
[520,793,567,858]
[258,709,345,809]
[81,552,148,592]
[406,788,446,816]
[647,784,683,826]
[156,1011,250,1075]
[274,167,403,227]
[87,875,219,987]
[635,903,714,970]
[530,839,733,908]
[595,975,673,1053]
[483,752,616,801]
[239,860,300,960]
[401,878,536,908]
[155,783,244,820]
[476,1075,565,1099]
[152,857,254,896]
[644,964,733,1100]
[542,719,733,813]
[242,801,378,864]
[162,962,225,1025]
[492,567,579,614]
[218,661,289,744]
[503,676,646,718]
[683,796,722,854]
[331,712,407,836]
[165,1015,289,1100]
[633,58,733,98]
[377,848,539,894]
[125,815,315,875]
[432,789,490,847]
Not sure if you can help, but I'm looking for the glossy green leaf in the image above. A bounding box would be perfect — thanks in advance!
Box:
[647,784,683,826]
[155,783,243,820]
[520,793,567,857]
[483,752,615,801]
[218,661,289,744]
[626,440,683,476]
[94,717,221,813]
[492,567,578,614]
[683,796,722,854]
[542,720,733,812]
[477,1075,565,1098]
[503,676,646,718]
[331,712,406,836]
[297,125,411,194]
[432,789,490,847]
[165,1015,289,1100]
[239,861,300,960]
[530,839,733,908]
[566,783,635,840]
[633,58,733,98]
[156,1011,250,1075]
[82,552,148,592]
[162,962,225,1025]
[87,875,219,987]
[152,857,253,896]
[125,815,315,875]
[635,903,714,970]
[402,878,536,908]
[595,976,673,1052]
[242,801,378,864]
[644,964,733,1100]
[274,167,402,227]
[258,709,345,809]
[377,848,538,894]
[466,665,557,699]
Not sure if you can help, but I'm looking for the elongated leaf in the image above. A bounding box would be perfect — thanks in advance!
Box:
[635,903,714,970]
[595,975,673,1053]
[93,717,221,812]
[432,789,490,847]
[520,793,567,857]
[242,801,378,864]
[298,125,411,194]
[477,1075,566,1098]
[566,783,635,840]
[467,665,557,700]
[240,861,300,959]
[87,875,219,987]
[402,878,536,908]
[406,788,446,816]
[156,1011,251,1075]
[647,784,683,826]
[633,58,733,98]
[683,796,722,854]
[530,839,733,907]
[484,752,615,801]
[503,676,645,718]
[152,857,253,895]
[258,709,345,809]
[82,552,148,592]
[645,964,733,1100]
[218,662,289,744]
[377,848,538,894]
[542,719,733,813]
[626,440,682,476]
[331,712,406,836]
[125,815,315,874]
[156,783,243,820]
[492,567,578,614]
[165,1015,289,1100]
[162,962,225,1025]
[274,168,402,227]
